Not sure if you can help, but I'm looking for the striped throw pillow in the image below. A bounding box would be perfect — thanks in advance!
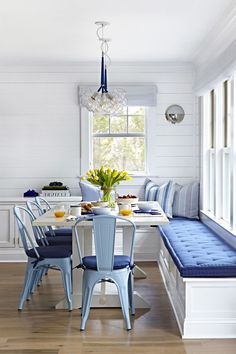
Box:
[172,182,199,219]
[144,179,175,218]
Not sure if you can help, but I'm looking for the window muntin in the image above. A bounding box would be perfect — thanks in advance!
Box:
[222,148,230,222]
[210,89,215,149]
[92,106,146,173]
[223,80,231,148]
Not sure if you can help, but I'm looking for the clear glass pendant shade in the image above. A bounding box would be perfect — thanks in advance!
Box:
[80,22,127,115]
[81,87,127,115]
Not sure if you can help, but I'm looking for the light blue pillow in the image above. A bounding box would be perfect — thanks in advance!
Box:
[144,179,175,218]
[172,182,199,219]
[79,181,100,202]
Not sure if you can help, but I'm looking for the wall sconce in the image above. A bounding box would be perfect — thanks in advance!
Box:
[165,104,185,124]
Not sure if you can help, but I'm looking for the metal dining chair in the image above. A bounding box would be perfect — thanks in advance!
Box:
[35,197,72,237]
[26,200,72,247]
[73,215,136,330]
[14,205,72,311]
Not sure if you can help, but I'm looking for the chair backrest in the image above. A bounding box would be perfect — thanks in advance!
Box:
[14,206,40,258]
[74,215,136,272]
[27,200,44,217]
[26,201,49,245]
[35,196,51,212]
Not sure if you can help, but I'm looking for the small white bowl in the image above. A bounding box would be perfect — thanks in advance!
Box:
[92,201,109,207]
[137,201,155,212]
[91,207,111,215]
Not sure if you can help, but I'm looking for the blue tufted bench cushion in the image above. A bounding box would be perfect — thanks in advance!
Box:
[159,218,236,277]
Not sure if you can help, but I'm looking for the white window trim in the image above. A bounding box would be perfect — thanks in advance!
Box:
[80,106,150,177]
[201,73,236,235]
[222,147,231,223]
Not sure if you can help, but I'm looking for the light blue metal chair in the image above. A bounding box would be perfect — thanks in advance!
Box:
[35,196,51,212]
[74,215,136,330]
[14,205,72,311]
[26,200,72,247]
[35,197,72,237]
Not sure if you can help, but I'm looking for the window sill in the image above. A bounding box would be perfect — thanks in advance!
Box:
[200,210,236,238]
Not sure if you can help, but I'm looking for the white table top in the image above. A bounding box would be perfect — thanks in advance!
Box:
[33,206,169,228]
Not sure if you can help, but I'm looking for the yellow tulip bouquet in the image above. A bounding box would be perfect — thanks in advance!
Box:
[81,166,132,203]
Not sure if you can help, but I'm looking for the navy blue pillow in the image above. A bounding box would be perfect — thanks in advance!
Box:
[79,181,100,202]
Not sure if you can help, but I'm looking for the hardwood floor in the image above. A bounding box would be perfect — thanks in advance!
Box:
[0,262,235,354]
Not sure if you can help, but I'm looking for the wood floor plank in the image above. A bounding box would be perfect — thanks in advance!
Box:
[0,262,235,354]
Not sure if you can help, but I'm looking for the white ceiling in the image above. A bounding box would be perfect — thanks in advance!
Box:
[0,0,234,65]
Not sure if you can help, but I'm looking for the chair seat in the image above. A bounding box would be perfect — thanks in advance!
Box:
[37,235,72,246]
[47,235,72,246]
[83,255,131,270]
[26,245,72,259]
[45,228,72,237]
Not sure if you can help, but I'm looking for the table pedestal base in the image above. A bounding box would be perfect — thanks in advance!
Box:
[55,290,150,310]
[133,265,147,279]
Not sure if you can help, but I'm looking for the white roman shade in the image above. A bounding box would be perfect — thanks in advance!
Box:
[79,84,157,106]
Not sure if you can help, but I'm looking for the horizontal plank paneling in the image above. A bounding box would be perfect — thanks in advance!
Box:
[151,145,197,157]
[148,124,195,136]
[0,63,199,200]
[157,93,195,104]
[151,135,195,146]
[153,156,197,167]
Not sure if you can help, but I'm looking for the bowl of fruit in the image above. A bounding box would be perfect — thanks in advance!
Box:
[116,194,139,205]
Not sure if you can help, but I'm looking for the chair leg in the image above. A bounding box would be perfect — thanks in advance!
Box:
[29,268,41,294]
[80,285,94,330]
[128,272,135,315]
[112,271,132,330]
[60,261,72,312]
[119,285,131,330]
[18,263,36,310]
[80,272,96,331]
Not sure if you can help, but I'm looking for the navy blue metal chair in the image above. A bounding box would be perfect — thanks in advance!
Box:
[74,215,136,330]
[14,206,72,311]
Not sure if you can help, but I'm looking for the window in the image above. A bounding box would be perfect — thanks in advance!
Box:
[91,106,146,173]
[202,75,235,231]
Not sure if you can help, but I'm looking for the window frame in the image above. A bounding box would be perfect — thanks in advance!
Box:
[201,74,236,234]
[80,106,148,177]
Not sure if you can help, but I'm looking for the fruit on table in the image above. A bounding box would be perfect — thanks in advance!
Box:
[118,194,137,199]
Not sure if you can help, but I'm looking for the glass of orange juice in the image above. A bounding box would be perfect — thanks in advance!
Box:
[119,203,132,217]
[54,206,66,218]
[120,209,132,217]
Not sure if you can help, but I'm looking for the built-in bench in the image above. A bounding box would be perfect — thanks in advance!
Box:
[158,217,236,339]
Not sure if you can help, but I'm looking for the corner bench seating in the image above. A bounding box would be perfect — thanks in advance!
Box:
[158,218,236,339]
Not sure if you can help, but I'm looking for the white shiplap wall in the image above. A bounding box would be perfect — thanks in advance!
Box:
[0,63,199,260]
[0,63,199,198]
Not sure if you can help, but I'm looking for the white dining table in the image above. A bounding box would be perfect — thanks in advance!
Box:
[33,204,169,310]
